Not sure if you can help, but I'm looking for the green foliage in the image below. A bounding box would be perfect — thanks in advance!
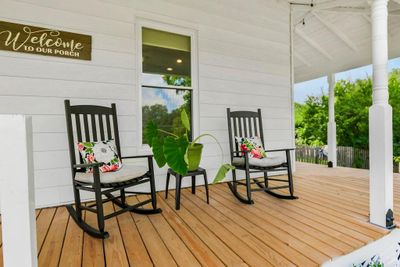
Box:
[335,78,372,149]
[181,109,191,131]
[162,75,191,87]
[296,69,400,154]
[151,135,167,167]
[214,164,236,184]
[142,75,192,143]
[295,96,328,146]
[164,136,189,175]
[353,259,384,267]
[144,110,235,179]
[142,91,192,142]
[144,121,159,147]
[353,155,365,169]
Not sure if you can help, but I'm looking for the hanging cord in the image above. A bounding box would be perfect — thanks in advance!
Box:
[290,1,314,27]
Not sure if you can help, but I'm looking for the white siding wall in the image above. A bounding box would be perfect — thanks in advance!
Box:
[0,0,292,208]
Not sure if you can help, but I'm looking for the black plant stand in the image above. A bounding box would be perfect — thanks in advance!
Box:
[166,168,209,210]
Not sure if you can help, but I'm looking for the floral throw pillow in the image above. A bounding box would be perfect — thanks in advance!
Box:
[77,140,122,173]
[235,136,267,159]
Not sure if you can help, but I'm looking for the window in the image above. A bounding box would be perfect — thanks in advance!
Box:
[140,27,193,144]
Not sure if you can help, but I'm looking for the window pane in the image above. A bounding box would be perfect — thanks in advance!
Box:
[142,27,191,87]
[142,86,192,143]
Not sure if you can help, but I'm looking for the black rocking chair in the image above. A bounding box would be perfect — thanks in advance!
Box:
[227,108,298,204]
[65,100,161,239]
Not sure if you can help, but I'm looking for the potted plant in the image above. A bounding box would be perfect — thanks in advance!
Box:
[144,109,234,182]
[394,156,400,173]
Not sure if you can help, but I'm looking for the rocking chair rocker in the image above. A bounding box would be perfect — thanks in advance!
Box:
[227,108,298,204]
[65,100,161,239]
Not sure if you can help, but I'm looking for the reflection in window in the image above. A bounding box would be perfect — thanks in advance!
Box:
[142,87,192,141]
[141,27,192,144]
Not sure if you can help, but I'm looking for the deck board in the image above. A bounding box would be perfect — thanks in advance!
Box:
[0,163,394,266]
[103,203,130,267]
[171,191,275,267]
[156,194,225,267]
[129,200,178,267]
[208,186,340,259]
[38,207,69,267]
[115,204,153,267]
[162,193,248,267]
[136,195,202,267]
[202,186,321,266]
[82,208,104,267]
[180,188,298,267]
[36,207,56,254]
[58,211,84,267]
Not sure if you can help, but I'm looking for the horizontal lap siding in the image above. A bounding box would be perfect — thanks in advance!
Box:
[0,0,291,208]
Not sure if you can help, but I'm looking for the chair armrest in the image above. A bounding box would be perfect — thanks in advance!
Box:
[73,162,104,169]
[264,148,295,153]
[120,155,153,159]
[231,150,250,162]
[73,162,103,185]
[121,155,154,172]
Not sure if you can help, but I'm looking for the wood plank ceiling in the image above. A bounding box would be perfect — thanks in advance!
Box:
[284,0,400,82]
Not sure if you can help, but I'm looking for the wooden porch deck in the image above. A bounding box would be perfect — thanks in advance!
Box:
[0,163,396,267]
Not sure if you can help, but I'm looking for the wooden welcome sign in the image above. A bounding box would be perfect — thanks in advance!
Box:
[0,20,91,60]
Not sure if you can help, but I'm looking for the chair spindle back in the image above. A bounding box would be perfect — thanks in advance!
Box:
[226,108,264,160]
[64,100,121,173]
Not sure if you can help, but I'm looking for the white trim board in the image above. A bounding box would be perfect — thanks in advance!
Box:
[322,229,400,267]
[135,18,200,154]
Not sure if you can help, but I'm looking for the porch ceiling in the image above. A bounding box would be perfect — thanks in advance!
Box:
[287,0,400,82]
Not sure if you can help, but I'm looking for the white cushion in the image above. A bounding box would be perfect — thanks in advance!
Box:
[75,165,148,184]
[232,156,286,168]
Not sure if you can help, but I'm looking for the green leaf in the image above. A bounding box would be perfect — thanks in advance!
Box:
[183,151,189,165]
[213,164,235,184]
[163,136,189,175]
[144,121,158,147]
[181,109,190,131]
[83,142,94,148]
[152,136,166,168]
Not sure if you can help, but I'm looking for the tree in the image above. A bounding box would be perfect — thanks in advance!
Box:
[295,69,400,154]
[162,75,191,87]
[295,95,328,146]
[142,75,192,143]
[389,69,400,155]
[334,78,371,149]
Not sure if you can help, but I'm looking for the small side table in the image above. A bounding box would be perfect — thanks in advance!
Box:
[165,168,209,210]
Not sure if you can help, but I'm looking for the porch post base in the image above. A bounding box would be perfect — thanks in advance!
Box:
[386,209,396,229]
[327,121,337,167]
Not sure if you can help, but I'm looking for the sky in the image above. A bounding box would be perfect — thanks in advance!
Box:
[142,87,186,112]
[294,57,400,103]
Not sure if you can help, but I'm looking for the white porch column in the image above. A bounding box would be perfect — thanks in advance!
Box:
[327,74,337,168]
[0,115,38,266]
[369,0,394,228]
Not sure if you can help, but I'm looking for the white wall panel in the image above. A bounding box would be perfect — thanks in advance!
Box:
[0,0,292,208]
